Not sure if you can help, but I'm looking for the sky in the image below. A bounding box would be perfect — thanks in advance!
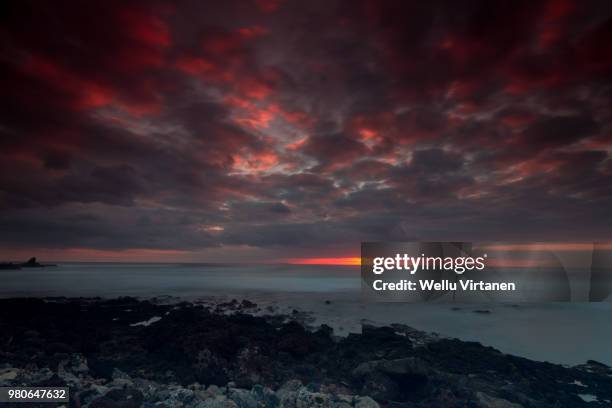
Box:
[1,0,612,263]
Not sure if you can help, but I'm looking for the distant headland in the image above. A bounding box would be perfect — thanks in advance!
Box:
[0,257,57,270]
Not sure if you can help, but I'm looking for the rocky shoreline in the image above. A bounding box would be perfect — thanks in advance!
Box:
[1,297,611,407]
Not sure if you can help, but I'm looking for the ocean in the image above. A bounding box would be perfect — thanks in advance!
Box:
[2,262,611,367]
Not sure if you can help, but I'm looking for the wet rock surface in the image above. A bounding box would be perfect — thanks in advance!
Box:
[0,297,611,407]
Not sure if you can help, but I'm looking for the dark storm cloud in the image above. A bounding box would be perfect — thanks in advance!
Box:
[1,0,612,259]
[225,201,291,223]
[405,149,464,174]
[521,115,600,149]
[302,133,368,170]
[0,205,222,250]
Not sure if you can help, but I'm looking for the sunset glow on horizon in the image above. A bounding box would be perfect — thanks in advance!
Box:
[285,257,361,266]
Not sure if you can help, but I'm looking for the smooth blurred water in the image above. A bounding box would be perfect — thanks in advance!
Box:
[0,263,359,297]
[1,263,611,367]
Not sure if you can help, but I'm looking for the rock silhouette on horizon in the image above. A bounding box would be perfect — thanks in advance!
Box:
[0,257,56,270]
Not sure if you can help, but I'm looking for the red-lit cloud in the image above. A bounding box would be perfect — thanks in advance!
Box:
[1,0,612,262]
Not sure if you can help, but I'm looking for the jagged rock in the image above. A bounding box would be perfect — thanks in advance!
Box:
[357,371,399,401]
[29,367,54,383]
[152,386,171,402]
[197,384,223,400]
[352,357,432,401]
[240,300,257,309]
[0,368,20,383]
[89,387,144,408]
[57,369,80,386]
[354,396,379,408]
[0,263,20,270]
[75,383,109,406]
[276,380,302,407]
[228,387,258,408]
[71,354,89,374]
[279,380,302,392]
[196,396,239,408]
[352,357,430,377]
[235,346,264,388]
[295,387,330,408]
[1,298,612,408]
[19,257,56,268]
[112,368,131,380]
[165,386,197,406]
[23,257,40,267]
[278,392,297,408]
[576,360,612,376]
[251,384,279,407]
[132,378,160,400]
[329,394,352,408]
[110,368,134,388]
[194,349,229,385]
[476,392,524,408]
[277,322,313,357]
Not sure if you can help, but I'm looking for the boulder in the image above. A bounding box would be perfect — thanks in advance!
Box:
[228,387,258,408]
[476,392,524,408]
[0,368,20,384]
[251,384,279,407]
[354,396,379,408]
[196,396,239,408]
[89,387,144,408]
[295,387,330,408]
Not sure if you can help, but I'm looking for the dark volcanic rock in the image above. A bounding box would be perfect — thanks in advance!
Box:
[18,257,57,268]
[240,299,257,309]
[1,297,611,407]
[0,262,21,270]
[89,388,144,408]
